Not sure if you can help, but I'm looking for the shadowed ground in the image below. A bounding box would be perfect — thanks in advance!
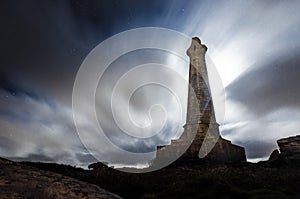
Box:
[0,157,121,199]
[21,161,300,199]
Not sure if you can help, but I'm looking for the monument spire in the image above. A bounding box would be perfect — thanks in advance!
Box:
[152,37,246,167]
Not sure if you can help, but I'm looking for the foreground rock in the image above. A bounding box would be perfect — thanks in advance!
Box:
[28,160,300,199]
[0,157,121,199]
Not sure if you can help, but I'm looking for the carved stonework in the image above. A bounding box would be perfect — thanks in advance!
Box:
[153,37,246,166]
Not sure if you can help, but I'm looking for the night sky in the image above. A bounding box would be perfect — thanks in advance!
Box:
[1,0,300,167]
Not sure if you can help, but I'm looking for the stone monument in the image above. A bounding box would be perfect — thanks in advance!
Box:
[153,37,246,166]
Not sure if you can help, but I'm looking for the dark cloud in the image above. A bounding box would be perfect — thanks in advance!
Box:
[10,154,58,163]
[0,74,54,107]
[227,49,300,117]
[0,78,86,165]
[0,136,20,155]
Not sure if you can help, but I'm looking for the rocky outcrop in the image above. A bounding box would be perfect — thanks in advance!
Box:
[277,135,300,156]
[268,135,300,167]
[0,157,121,199]
[268,149,280,162]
